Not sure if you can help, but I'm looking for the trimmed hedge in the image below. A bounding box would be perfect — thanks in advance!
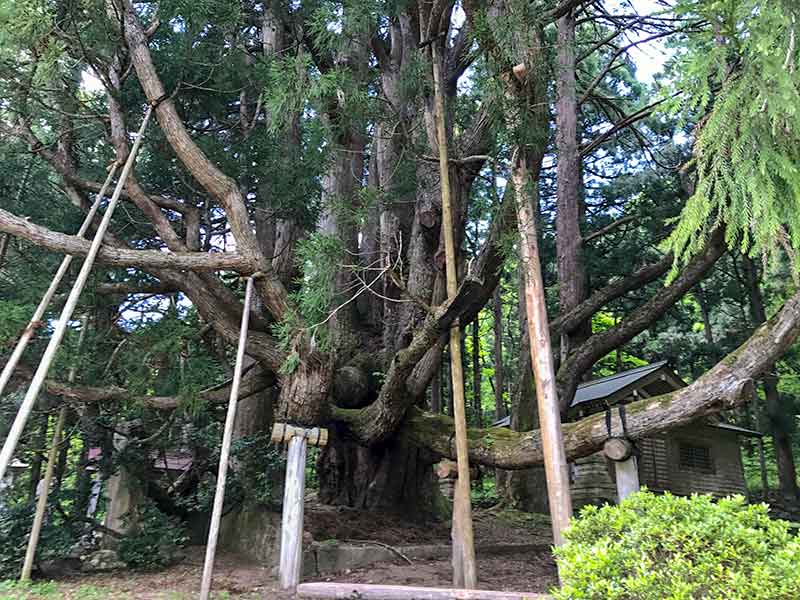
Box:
[553,491,800,600]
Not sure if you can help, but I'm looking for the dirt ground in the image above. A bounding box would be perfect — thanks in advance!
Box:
[304,503,554,546]
[0,508,557,599]
[1,548,557,599]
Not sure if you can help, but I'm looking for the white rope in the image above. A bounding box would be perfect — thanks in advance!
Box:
[0,163,120,399]
[199,277,255,600]
[0,106,153,482]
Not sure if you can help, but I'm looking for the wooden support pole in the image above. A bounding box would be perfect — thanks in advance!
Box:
[0,163,119,400]
[21,315,88,581]
[614,456,640,501]
[511,152,573,548]
[273,422,328,590]
[297,582,551,600]
[431,41,477,588]
[280,434,307,589]
[199,277,255,600]
[0,106,152,483]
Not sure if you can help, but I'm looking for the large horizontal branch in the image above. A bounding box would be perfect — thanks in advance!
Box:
[0,208,253,273]
[550,252,673,338]
[93,281,179,296]
[31,367,272,411]
[386,285,800,467]
[556,231,726,411]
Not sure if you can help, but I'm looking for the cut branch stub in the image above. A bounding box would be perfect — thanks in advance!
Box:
[603,437,634,462]
[271,423,329,447]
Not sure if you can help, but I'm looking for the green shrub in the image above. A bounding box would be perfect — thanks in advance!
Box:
[117,500,188,569]
[553,491,800,600]
[0,501,76,580]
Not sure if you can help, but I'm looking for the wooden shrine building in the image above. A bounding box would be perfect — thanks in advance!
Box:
[496,361,763,509]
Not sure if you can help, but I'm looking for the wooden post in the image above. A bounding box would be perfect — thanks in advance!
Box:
[431,39,478,590]
[0,163,118,400]
[21,316,88,581]
[281,434,307,589]
[272,423,329,589]
[0,106,152,483]
[614,457,640,501]
[199,277,255,600]
[511,152,573,547]
[20,408,66,581]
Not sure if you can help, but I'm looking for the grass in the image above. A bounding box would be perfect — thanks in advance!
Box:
[0,581,260,600]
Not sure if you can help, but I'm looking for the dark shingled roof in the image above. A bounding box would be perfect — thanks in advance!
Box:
[492,361,672,428]
[492,362,764,438]
[570,360,669,408]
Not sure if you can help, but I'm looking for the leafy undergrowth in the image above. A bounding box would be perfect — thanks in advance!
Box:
[554,491,800,600]
[0,579,261,600]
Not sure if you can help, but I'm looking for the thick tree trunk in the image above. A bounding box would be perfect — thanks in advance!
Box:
[742,256,799,499]
[317,433,444,518]
[555,9,589,363]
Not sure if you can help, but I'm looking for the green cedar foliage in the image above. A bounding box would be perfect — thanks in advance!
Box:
[664,0,800,274]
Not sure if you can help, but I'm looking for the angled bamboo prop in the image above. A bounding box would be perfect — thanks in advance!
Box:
[431,42,478,588]
[20,315,88,581]
[0,106,153,483]
[0,162,119,400]
[511,152,573,548]
[199,277,255,600]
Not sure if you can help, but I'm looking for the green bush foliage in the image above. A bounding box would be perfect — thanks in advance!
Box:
[553,491,800,600]
[117,500,188,569]
[0,501,77,580]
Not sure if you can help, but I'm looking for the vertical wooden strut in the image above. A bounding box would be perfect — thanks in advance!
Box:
[272,423,329,590]
[200,277,255,600]
[20,316,88,581]
[0,106,153,483]
[431,42,478,589]
[280,433,307,588]
[511,151,573,548]
[0,163,119,400]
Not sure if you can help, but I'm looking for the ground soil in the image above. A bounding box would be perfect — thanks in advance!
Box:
[1,507,557,599]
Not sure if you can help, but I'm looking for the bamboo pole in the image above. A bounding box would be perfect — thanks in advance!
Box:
[431,42,477,588]
[511,151,573,548]
[0,106,153,483]
[20,316,88,581]
[199,277,255,600]
[0,163,119,400]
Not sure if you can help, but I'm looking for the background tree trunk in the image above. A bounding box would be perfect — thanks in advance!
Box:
[742,256,799,499]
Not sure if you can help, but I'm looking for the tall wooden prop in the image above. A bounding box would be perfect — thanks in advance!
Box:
[0,106,153,483]
[273,424,329,589]
[21,315,88,581]
[199,277,255,600]
[431,42,478,588]
[0,163,119,400]
[511,152,573,547]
